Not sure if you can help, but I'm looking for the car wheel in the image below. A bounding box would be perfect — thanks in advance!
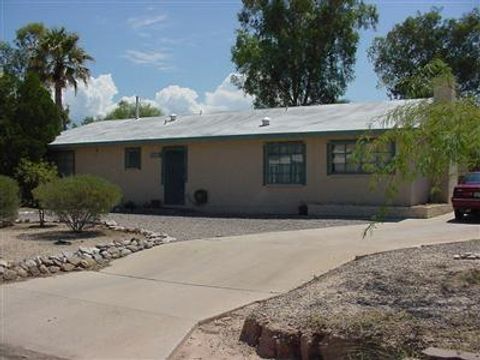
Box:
[454,209,464,221]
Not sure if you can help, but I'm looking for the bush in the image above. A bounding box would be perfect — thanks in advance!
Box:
[33,175,122,232]
[0,175,20,226]
[15,159,58,226]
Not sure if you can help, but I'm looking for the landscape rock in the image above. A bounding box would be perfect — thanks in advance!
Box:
[40,256,53,266]
[79,258,96,269]
[108,247,120,258]
[3,269,17,281]
[100,251,112,259]
[39,264,49,274]
[68,256,82,266]
[96,243,109,250]
[93,254,104,263]
[61,263,75,272]
[18,262,29,271]
[256,327,277,358]
[240,316,263,346]
[25,259,37,268]
[15,267,28,278]
[153,238,164,245]
[126,245,138,253]
[48,266,60,273]
[28,266,40,276]
[120,249,132,257]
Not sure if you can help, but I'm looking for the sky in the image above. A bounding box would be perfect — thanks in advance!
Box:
[1,0,478,123]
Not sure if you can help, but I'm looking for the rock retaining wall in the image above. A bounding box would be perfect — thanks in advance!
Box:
[0,220,176,283]
[240,317,480,360]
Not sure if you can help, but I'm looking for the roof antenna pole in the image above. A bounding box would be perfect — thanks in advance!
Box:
[135,96,140,119]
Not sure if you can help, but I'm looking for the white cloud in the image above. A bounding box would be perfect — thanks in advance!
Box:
[127,14,167,29]
[155,85,202,115]
[123,49,170,70]
[203,74,254,112]
[155,74,253,115]
[64,74,118,122]
[64,73,254,123]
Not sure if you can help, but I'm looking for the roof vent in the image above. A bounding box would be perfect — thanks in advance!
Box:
[260,117,271,127]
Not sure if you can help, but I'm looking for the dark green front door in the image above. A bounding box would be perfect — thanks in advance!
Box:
[163,147,186,205]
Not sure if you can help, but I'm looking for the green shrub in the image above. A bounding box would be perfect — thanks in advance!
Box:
[33,175,122,232]
[0,175,20,226]
[15,159,58,226]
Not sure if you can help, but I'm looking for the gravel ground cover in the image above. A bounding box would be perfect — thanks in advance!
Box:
[0,222,135,262]
[173,240,480,359]
[107,213,368,241]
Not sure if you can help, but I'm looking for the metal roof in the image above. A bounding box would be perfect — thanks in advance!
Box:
[50,99,423,147]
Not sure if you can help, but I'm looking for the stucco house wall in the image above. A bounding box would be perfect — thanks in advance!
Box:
[71,135,431,214]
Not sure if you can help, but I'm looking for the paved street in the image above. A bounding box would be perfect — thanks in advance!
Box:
[1,213,478,359]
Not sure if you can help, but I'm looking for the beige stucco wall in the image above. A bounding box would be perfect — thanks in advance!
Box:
[69,135,432,214]
[74,144,163,206]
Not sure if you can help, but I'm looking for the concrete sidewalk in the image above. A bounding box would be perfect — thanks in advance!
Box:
[1,213,478,359]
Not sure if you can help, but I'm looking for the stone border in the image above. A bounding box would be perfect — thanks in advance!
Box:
[0,219,176,283]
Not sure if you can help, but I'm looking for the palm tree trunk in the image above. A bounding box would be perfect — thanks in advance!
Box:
[54,84,66,130]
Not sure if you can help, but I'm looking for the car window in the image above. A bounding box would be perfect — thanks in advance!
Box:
[464,173,480,184]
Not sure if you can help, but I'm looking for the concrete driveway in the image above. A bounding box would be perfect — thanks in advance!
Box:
[1,214,478,359]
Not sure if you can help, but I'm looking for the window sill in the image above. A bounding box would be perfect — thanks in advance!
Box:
[125,168,142,171]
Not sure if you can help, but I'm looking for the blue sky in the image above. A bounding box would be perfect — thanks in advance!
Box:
[1,0,478,122]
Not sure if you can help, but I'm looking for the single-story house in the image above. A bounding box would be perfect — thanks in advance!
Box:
[49,95,455,217]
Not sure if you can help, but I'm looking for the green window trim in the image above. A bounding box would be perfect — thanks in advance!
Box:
[327,140,395,175]
[125,147,141,170]
[263,141,306,185]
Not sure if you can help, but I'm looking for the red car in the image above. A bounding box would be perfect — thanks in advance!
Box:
[452,172,480,220]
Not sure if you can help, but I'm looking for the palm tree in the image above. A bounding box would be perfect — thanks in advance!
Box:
[36,27,93,129]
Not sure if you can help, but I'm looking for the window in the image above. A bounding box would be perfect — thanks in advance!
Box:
[264,142,306,185]
[52,151,75,177]
[327,140,395,175]
[125,147,141,169]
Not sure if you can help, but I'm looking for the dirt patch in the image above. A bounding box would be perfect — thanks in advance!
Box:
[0,222,135,262]
[171,305,263,360]
[173,240,480,359]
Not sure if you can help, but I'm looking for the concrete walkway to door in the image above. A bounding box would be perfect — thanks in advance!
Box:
[0,213,479,359]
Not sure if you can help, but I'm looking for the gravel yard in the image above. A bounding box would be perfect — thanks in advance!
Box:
[0,221,135,262]
[106,213,367,241]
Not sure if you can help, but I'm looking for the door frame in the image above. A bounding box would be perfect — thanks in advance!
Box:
[162,146,187,205]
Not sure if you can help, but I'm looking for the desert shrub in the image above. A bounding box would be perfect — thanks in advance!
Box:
[33,175,122,232]
[0,175,20,226]
[15,159,58,226]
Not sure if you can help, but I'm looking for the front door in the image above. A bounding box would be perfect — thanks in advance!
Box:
[163,147,186,205]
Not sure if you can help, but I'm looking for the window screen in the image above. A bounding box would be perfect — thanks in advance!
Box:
[264,142,306,185]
